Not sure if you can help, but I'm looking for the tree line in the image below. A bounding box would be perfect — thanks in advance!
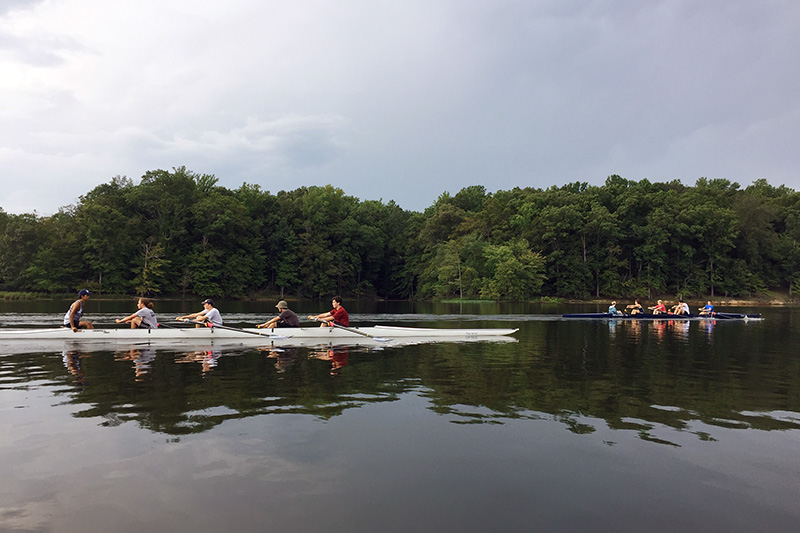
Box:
[1,168,799,300]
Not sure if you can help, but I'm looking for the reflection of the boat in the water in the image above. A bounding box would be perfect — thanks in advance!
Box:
[2,334,517,357]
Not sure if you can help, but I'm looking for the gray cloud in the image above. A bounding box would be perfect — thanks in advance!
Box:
[0,0,43,16]
[1,0,798,214]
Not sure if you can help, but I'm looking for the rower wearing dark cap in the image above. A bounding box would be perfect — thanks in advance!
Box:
[64,289,94,332]
[176,298,223,327]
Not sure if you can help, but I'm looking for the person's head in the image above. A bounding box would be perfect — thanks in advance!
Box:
[658,300,663,304]
[78,289,92,300]
[202,298,214,308]
[611,301,616,306]
[331,295,343,308]
[276,300,289,309]
[138,297,153,309]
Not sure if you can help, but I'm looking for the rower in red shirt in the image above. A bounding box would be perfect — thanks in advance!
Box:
[648,300,667,314]
[308,295,350,327]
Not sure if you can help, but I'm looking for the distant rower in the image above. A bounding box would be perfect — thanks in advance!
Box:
[698,301,715,315]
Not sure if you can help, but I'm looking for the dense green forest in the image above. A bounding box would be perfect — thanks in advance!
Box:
[1,167,799,300]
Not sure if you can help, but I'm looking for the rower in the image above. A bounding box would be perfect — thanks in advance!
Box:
[308,296,349,327]
[648,300,667,314]
[607,301,623,316]
[116,297,159,329]
[64,289,94,332]
[699,301,715,315]
[176,298,223,328]
[675,300,690,315]
[625,299,644,315]
[257,300,300,329]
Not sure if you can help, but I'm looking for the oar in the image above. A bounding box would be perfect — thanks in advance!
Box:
[177,320,289,339]
[710,312,735,320]
[328,322,391,342]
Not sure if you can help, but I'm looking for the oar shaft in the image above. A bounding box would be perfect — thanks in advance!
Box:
[204,321,277,337]
[330,322,390,341]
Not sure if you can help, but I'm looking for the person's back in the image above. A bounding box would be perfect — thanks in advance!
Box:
[204,305,223,325]
[278,308,300,327]
[137,306,158,328]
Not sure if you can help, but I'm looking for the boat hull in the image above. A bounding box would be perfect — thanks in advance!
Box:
[0,325,519,342]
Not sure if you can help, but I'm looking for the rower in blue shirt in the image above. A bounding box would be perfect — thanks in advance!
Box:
[608,301,623,316]
[698,301,715,315]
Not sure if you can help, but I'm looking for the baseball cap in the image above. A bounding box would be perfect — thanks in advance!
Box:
[201,298,214,306]
[78,289,92,297]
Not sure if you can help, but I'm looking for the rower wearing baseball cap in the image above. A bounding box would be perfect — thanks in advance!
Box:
[256,300,300,329]
[64,289,94,332]
[176,298,223,327]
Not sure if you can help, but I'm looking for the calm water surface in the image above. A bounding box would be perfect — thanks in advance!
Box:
[1,300,798,532]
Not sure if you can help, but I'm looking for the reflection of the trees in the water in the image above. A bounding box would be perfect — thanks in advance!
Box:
[14,321,798,444]
[47,343,400,435]
[420,322,799,446]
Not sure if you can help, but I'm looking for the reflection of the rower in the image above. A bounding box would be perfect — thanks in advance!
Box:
[175,348,222,374]
[703,319,716,338]
[62,348,89,386]
[607,319,618,338]
[671,319,690,341]
[309,346,350,376]
[114,347,157,380]
[651,320,667,341]
[259,346,300,372]
[625,319,643,341]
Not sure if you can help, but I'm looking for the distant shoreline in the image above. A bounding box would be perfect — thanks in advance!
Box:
[2,291,798,306]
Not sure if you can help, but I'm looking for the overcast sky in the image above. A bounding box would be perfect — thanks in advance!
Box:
[2,0,798,215]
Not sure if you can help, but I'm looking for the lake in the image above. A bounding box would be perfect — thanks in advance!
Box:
[1,299,799,532]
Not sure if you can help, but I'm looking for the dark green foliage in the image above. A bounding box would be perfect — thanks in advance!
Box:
[1,171,798,300]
